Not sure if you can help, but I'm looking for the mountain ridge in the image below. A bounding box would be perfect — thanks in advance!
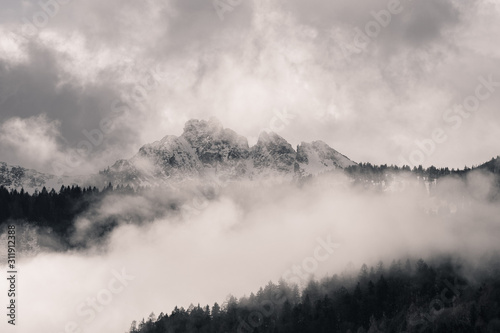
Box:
[0,162,81,192]
[3,119,498,192]
[0,118,355,190]
[97,118,356,187]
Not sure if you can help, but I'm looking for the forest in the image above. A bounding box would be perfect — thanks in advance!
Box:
[1,158,499,245]
[126,257,500,333]
[0,183,138,245]
[0,161,499,331]
[344,157,500,184]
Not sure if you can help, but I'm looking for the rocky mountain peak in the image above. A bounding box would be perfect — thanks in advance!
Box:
[1,118,357,189]
[255,131,294,151]
[295,140,356,175]
[182,118,224,139]
[252,131,297,173]
[181,118,249,167]
[0,162,80,192]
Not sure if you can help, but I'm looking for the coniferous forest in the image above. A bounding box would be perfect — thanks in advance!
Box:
[0,184,122,240]
[126,258,500,333]
[3,2,500,332]
[1,157,499,242]
[1,161,500,332]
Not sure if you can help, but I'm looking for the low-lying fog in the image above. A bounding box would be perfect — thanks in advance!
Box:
[1,170,499,333]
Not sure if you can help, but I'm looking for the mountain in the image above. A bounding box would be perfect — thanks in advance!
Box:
[0,117,357,191]
[97,118,357,187]
[0,162,80,192]
[296,140,356,175]
[2,119,499,193]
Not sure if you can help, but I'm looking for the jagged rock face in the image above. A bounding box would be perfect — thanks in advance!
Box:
[101,135,203,186]
[251,132,297,173]
[99,120,357,186]
[180,118,252,180]
[0,162,79,192]
[133,135,202,177]
[1,119,358,190]
[0,162,49,189]
[181,119,250,167]
[102,159,143,186]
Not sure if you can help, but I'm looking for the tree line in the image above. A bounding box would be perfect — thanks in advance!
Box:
[0,183,134,238]
[1,157,498,244]
[344,157,500,196]
[127,257,500,333]
[345,157,500,182]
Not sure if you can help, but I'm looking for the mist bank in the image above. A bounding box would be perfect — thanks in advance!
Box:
[1,157,500,249]
[0,166,500,332]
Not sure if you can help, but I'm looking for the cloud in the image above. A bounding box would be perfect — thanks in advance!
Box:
[1,1,499,332]
[0,114,65,170]
[1,171,500,332]
[0,0,499,172]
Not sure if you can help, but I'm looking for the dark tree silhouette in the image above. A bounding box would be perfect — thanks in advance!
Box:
[126,257,500,333]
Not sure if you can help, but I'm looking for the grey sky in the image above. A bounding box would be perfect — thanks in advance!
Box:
[0,0,499,174]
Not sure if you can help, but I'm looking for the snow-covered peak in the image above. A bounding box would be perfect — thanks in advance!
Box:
[297,140,356,174]
[182,118,224,140]
[182,118,249,167]
[1,119,358,189]
[100,120,357,186]
[255,131,288,146]
[0,162,81,193]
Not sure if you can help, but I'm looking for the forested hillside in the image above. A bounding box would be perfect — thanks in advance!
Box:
[1,158,499,247]
[126,258,500,333]
[0,184,136,246]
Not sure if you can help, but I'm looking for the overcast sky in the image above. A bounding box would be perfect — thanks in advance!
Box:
[0,0,499,175]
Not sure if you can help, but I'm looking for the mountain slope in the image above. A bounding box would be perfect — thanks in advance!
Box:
[98,118,357,187]
[296,140,356,176]
[0,162,80,192]
[0,118,358,190]
[3,119,499,192]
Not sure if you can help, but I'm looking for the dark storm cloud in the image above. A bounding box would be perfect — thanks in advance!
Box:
[0,2,499,332]
[0,42,132,140]
[285,0,463,42]
[398,0,462,45]
[0,36,149,173]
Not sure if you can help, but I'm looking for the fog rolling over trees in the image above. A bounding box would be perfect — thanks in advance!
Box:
[1,161,500,332]
[126,257,500,333]
[1,0,500,331]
